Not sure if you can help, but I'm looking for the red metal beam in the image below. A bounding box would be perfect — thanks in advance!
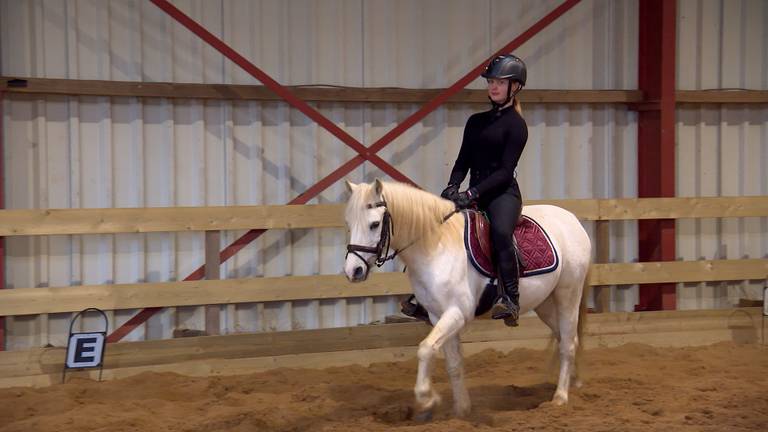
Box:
[109,2,416,344]
[148,0,413,185]
[636,0,676,311]
[0,91,5,350]
[368,0,582,154]
[108,0,582,342]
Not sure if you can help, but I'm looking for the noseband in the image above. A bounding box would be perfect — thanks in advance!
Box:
[346,200,396,274]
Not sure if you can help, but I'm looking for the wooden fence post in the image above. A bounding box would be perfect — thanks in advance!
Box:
[593,220,611,312]
[205,231,221,335]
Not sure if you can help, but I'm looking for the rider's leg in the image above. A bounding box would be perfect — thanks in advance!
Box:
[485,192,522,324]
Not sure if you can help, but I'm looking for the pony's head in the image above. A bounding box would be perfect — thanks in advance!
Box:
[343,179,390,282]
[343,179,462,282]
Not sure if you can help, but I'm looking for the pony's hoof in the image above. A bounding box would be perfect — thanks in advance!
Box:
[453,404,471,418]
[412,409,433,422]
[412,393,441,422]
[552,394,568,406]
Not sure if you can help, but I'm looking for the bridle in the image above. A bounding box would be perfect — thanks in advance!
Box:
[345,200,397,275]
[345,198,460,277]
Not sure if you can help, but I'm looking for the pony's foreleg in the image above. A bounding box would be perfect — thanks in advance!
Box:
[443,335,471,417]
[414,307,465,419]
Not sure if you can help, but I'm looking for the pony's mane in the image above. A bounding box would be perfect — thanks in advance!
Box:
[379,181,463,252]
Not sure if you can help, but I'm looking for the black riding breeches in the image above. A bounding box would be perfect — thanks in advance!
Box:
[483,191,522,288]
[484,191,522,254]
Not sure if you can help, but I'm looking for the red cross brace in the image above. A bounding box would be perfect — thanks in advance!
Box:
[107,0,581,342]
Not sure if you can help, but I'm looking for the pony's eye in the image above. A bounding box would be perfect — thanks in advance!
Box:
[369,221,381,230]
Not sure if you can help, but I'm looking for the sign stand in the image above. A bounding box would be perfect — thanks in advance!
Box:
[62,308,108,384]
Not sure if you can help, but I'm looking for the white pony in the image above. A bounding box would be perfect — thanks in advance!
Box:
[343,179,591,419]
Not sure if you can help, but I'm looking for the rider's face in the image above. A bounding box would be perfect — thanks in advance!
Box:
[487,78,519,104]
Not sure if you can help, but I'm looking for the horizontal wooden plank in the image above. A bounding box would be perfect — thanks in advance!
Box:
[599,196,768,220]
[677,90,768,104]
[591,259,768,285]
[526,199,601,220]
[523,90,642,104]
[0,273,411,316]
[2,197,766,237]
[0,204,345,236]
[2,77,642,104]
[7,78,765,104]
[2,259,766,316]
[0,308,760,387]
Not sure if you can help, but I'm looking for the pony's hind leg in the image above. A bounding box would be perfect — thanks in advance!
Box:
[550,277,585,406]
[443,335,471,417]
[413,307,466,420]
[534,295,565,375]
[534,295,561,341]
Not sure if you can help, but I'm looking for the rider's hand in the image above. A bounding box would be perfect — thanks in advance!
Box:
[440,184,459,202]
[454,188,478,209]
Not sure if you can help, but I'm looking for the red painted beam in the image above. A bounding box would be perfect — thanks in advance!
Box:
[108,2,416,343]
[636,0,676,311]
[0,91,5,350]
[368,0,581,155]
[148,0,413,185]
[108,0,583,342]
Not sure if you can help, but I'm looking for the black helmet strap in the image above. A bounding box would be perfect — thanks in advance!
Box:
[489,80,523,113]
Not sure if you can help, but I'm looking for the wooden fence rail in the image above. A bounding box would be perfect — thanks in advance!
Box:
[0,260,766,317]
[4,77,768,104]
[1,197,766,237]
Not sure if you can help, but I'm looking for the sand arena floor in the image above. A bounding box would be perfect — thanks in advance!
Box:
[0,342,766,432]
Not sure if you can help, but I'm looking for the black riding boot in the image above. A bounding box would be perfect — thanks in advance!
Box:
[400,295,430,322]
[490,245,520,326]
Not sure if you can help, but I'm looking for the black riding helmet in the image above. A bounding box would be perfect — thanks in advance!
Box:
[482,54,526,110]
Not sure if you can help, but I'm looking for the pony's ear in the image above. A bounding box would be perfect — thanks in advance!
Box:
[373,178,383,196]
[344,180,358,193]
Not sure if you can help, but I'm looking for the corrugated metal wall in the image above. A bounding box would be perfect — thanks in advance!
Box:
[676,0,768,309]
[0,0,763,350]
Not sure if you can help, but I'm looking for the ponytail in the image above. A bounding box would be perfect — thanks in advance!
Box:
[514,98,522,115]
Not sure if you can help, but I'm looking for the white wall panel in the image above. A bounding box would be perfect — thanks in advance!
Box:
[7,0,762,350]
[676,0,768,310]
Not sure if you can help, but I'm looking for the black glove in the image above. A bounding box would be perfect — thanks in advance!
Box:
[454,187,478,209]
[440,184,459,201]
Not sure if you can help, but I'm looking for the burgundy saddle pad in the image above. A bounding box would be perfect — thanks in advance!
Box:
[462,210,559,279]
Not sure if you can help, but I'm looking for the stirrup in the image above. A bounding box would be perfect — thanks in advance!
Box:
[490,297,519,323]
[503,315,519,327]
[400,295,430,322]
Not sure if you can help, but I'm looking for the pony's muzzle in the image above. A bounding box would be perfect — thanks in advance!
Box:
[344,266,368,283]
[344,249,372,282]
[352,266,365,280]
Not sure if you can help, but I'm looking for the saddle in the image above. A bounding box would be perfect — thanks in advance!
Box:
[463,209,559,279]
[401,209,561,322]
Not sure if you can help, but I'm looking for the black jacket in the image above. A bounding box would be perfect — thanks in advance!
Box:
[448,106,528,203]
